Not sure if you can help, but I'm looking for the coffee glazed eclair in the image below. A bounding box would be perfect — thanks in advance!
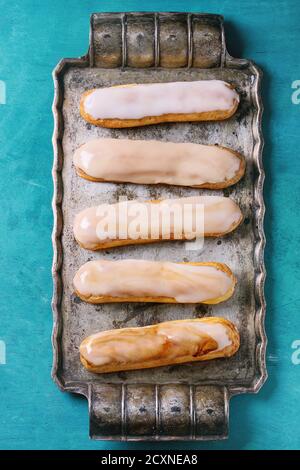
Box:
[74,138,245,189]
[73,259,236,305]
[80,80,239,128]
[80,317,240,374]
[73,196,243,250]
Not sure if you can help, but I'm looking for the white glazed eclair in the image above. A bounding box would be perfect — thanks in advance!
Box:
[80,80,239,127]
[73,196,243,250]
[73,260,236,304]
[80,317,240,373]
[74,138,245,188]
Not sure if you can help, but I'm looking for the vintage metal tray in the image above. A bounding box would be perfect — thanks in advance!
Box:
[52,12,266,441]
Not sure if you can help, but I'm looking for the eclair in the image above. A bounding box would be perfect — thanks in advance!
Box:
[74,138,245,189]
[80,317,240,374]
[73,260,236,304]
[73,196,243,250]
[80,80,239,127]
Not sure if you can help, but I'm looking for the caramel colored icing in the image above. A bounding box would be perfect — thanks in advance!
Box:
[73,196,242,249]
[80,319,233,367]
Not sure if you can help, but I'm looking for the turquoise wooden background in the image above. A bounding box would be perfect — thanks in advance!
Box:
[1,0,300,450]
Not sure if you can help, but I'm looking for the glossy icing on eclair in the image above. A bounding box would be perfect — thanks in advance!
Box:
[73,196,243,250]
[73,138,244,188]
[73,259,235,304]
[82,80,239,120]
[79,317,240,372]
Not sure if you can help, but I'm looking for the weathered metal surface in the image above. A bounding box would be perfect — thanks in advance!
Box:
[52,12,266,441]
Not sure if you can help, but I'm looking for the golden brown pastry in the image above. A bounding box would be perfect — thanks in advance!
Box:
[73,259,236,305]
[73,138,245,189]
[73,196,243,250]
[80,80,239,128]
[80,317,240,373]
